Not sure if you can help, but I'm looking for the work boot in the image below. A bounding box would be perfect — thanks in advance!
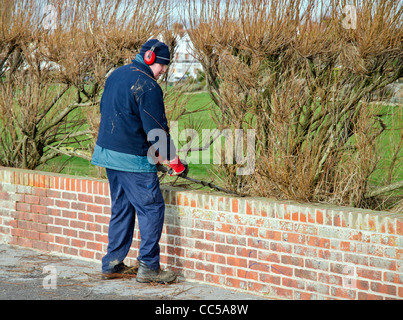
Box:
[136,260,177,284]
[102,261,139,280]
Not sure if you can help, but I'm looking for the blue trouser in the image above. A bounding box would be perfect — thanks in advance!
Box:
[102,169,165,273]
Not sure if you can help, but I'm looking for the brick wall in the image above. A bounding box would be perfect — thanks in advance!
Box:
[0,166,402,300]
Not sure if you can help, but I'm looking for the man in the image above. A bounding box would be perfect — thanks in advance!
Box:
[91,39,188,283]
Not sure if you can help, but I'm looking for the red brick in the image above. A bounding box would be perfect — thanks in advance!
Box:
[258,251,280,263]
[216,222,236,234]
[292,211,299,221]
[369,257,396,271]
[79,212,94,222]
[24,229,40,240]
[294,291,316,300]
[79,249,94,259]
[370,282,397,296]
[246,200,252,215]
[270,264,293,277]
[70,220,85,229]
[0,192,9,200]
[238,268,259,281]
[71,238,86,248]
[206,273,225,286]
[93,181,101,195]
[227,256,247,268]
[79,231,94,241]
[215,244,235,255]
[31,222,47,233]
[183,195,189,206]
[62,210,77,219]
[215,265,235,277]
[95,215,110,225]
[331,287,356,299]
[39,175,46,188]
[261,230,282,241]
[39,197,53,206]
[195,220,214,231]
[86,204,103,213]
[248,220,260,232]
[194,238,212,251]
[316,209,324,224]
[307,236,329,248]
[358,292,384,300]
[54,200,70,209]
[299,210,307,222]
[259,273,281,285]
[306,282,330,295]
[231,199,238,213]
[55,236,70,245]
[396,219,403,235]
[64,246,78,256]
[205,253,225,266]
[356,267,382,281]
[64,178,71,191]
[16,203,31,212]
[87,241,103,251]
[186,228,203,239]
[78,194,93,203]
[62,192,77,201]
[15,237,33,248]
[318,273,343,286]
[86,223,101,232]
[94,196,110,206]
[40,233,54,243]
[270,242,292,253]
[47,224,61,234]
[383,271,401,284]
[103,206,111,215]
[31,205,48,215]
[95,233,108,244]
[286,232,306,244]
[269,285,293,299]
[333,213,342,227]
[32,240,48,251]
[46,190,61,198]
[281,255,304,267]
[386,218,396,234]
[282,277,305,289]
[63,228,77,237]
[71,202,86,211]
[295,268,317,281]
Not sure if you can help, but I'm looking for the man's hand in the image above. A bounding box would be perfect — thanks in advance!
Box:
[166,157,189,178]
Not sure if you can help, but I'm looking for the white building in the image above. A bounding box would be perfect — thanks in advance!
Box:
[168,32,203,82]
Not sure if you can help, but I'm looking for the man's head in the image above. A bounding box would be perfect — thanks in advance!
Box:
[140,39,170,80]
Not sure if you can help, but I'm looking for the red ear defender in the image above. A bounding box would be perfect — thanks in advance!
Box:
[144,50,156,65]
[143,41,160,65]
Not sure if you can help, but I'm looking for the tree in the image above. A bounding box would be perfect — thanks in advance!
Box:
[186,0,403,210]
[0,0,167,170]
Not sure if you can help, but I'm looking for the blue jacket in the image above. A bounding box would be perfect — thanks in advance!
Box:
[92,55,176,172]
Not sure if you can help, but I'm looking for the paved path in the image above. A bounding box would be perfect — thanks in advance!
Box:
[0,244,269,301]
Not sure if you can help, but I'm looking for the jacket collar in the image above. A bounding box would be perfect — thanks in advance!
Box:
[131,54,155,79]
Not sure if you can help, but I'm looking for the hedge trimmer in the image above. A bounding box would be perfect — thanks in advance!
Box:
[157,164,242,196]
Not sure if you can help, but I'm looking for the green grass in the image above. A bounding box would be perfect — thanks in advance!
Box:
[369,104,403,186]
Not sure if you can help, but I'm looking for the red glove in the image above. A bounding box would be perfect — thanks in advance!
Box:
[166,156,189,177]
